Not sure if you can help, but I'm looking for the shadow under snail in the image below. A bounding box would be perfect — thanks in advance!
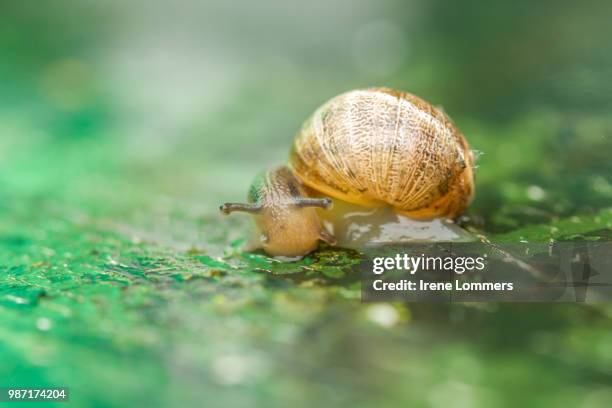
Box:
[220,87,475,258]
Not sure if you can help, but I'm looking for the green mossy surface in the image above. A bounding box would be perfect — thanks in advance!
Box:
[1,1,612,407]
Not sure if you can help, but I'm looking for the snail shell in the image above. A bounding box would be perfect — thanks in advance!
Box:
[290,87,474,219]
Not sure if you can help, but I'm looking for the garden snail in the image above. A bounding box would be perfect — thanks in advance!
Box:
[221,87,475,257]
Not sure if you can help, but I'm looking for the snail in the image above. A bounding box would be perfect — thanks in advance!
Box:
[220,87,475,257]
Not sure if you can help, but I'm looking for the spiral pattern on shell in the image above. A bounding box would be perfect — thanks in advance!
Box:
[289,87,474,219]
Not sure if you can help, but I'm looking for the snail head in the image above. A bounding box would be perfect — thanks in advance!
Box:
[220,166,336,257]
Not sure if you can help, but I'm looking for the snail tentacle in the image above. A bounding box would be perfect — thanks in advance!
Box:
[293,197,333,210]
[318,229,337,245]
[220,203,263,215]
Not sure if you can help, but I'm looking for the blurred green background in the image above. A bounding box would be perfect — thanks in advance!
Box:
[1,0,611,407]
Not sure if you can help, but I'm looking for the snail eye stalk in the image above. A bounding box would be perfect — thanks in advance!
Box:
[293,197,333,210]
[319,229,337,245]
[220,203,263,215]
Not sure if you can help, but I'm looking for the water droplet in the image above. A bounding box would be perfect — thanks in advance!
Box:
[36,317,52,331]
[211,354,252,386]
[526,185,546,201]
[366,304,400,328]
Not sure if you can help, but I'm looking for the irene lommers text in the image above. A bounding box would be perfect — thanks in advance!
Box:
[372,280,514,292]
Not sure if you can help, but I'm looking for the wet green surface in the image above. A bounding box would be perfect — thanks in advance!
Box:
[1,1,612,407]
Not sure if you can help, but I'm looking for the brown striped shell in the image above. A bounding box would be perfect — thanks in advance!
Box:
[289,87,475,219]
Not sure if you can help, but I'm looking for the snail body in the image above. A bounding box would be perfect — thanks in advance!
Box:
[221,88,475,257]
